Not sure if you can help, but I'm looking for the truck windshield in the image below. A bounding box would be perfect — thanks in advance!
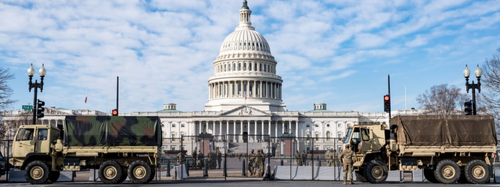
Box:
[344,128,352,144]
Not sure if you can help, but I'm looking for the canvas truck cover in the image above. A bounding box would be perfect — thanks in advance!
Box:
[393,115,497,146]
[64,116,162,147]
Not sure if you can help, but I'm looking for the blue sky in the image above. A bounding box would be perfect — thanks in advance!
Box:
[1,0,500,113]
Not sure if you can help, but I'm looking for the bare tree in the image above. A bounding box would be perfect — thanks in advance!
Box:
[0,67,16,109]
[416,84,469,115]
[479,48,500,137]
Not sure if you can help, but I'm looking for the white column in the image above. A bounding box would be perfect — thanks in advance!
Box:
[254,120,257,136]
[233,121,236,135]
[259,81,262,97]
[282,121,285,134]
[252,81,256,97]
[261,120,264,135]
[226,121,229,135]
[246,81,250,96]
[229,82,233,97]
[208,84,211,99]
[267,120,271,136]
[275,121,278,137]
[295,121,299,136]
[219,121,222,136]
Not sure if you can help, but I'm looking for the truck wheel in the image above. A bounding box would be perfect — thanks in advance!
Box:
[364,160,388,183]
[147,166,156,183]
[48,171,60,182]
[25,160,50,184]
[423,169,438,183]
[355,171,367,182]
[98,160,123,184]
[464,159,489,184]
[434,159,460,184]
[117,167,128,183]
[128,160,152,184]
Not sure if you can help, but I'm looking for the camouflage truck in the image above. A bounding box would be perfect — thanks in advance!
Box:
[9,116,162,184]
[344,115,496,184]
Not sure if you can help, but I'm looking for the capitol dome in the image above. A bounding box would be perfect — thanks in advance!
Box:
[219,29,271,54]
[205,0,286,112]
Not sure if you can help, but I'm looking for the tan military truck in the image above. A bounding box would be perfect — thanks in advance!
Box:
[9,116,162,184]
[344,115,497,184]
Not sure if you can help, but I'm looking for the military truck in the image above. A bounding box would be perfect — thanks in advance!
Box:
[9,116,162,184]
[344,115,496,184]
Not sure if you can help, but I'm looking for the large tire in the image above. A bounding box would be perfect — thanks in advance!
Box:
[117,167,128,183]
[128,160,152,184]
[98,160,123,184]
[423,169,439,183]
[464,159,490,184]
[25,160,50,184]
[48,171,60,183]
[147,166,156,183]
[434,159,460,184]
[355,171,367,182]
[364,160,388,183]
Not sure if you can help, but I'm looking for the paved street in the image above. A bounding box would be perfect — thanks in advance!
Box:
[1,180,500,187]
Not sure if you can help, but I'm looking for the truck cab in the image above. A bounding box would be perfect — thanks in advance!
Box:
[10,125,59,169]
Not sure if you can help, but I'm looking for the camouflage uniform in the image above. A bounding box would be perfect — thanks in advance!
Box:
[254,150,262,177]
[197,150,204,169]
[248,150,255,176]
[260,149,266,177]
[217,150,222,169]
[339,146,356,184]
[208,151,214,169]
[192,150,197,168]
[294,151,300,165]
[301,150,307,166]
[177,152,184,165]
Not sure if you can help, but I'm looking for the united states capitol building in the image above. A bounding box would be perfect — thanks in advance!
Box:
[1,1,419,153]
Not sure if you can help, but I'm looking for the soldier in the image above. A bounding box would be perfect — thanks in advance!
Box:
[197,150,204,169]
[254,150,262,177]
[294,150,300,165]
[339,144,356,185]
[330,149,336,166]
[177,151,184,165]
[217,149,222,169]
[259,149,265,176]
[212,151,217,169]
[301,150,307,166]
[248,149,255,176]
[192,149,198,169]
[325,149,331,166]
[208,151,214,169]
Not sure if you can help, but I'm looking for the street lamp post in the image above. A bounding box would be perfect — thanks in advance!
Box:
[463,65,482,115]
[27,63,46,124]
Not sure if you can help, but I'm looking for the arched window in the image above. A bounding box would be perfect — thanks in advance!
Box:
[326,131,331,141]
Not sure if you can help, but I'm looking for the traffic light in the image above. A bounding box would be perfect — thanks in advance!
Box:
[384,94,391,112]
[37,99,45,119]
[464,101,472,115]
[112,109,118,116]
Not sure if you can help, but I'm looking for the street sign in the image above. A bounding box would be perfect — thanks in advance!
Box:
[22,105,33,112]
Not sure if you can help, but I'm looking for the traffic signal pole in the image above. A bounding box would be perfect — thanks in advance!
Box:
[116,76,119,116]
[388,75,391,119]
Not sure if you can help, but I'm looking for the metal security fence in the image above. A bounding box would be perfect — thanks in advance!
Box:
[0,140,12,183]
[158,134,345,181]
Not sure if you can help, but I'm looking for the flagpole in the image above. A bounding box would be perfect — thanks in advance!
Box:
[86,87,88,111]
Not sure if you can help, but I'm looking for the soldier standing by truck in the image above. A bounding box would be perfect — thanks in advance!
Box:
[339,144,356,185]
